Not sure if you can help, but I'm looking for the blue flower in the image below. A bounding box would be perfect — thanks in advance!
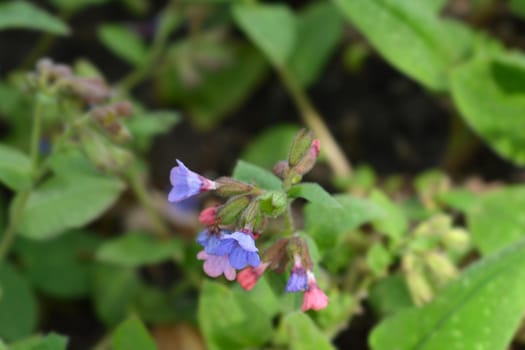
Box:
[168,160,216,202]
[286,266,308,292]
[196,228,230,255]
[214,231,260,269]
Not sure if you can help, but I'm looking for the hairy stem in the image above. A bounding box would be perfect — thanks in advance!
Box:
[126,165,171,239]
[0,100,44,261]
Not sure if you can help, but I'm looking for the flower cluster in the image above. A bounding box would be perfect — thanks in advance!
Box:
[168,130,328,312]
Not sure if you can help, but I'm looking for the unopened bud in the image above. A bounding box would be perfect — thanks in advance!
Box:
[215,177,254,197]
[90,106,131,143]
[241,199,263,229]
[288,129,314,166]
[405,269,433,306]
[424,251,458,286]
[80,129,132,173]
[199,206,218,226]
[216,195,251,225]
[113,101,134,117]
[442,228,470,252]
[291,139,320,176]
[414,214,452,238]
[69,76,111,104]
[264,238,290,272]
[273,160,289,179]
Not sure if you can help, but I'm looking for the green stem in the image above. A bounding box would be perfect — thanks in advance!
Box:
[283,203,295,236]
[0,191,31,261]
[118,3,178,92]
[126,166,170,239]
[277,67,352,178]
[0,100,44,261]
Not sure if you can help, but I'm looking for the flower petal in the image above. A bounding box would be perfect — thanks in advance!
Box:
[230,232,258,252]
[213,237,236,256]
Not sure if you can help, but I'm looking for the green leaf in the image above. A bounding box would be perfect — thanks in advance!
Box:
[96,233,184,267]
[333,0,473,90]
[289,3,343,87]
[369,190,408,241]
[125,110,180,152]
[368,274,414,318]
[288,183,341,208]
[0,264,37,341]
[232,160,282,191]
[241,124,300,169]
[278,312,335,350]
[158,44,268,129]
[98,24,148,66]
[450,53,525,165]
[91,264,142,326]
[304,194,383,250]
[0,1,70,35]
[233,4,296,67]
[10,333,68,350]
[0,144,31,191]
[198,281,273,350]
[17,160,125,239]
[468,185,525,255]
[15,231,100,298]
[112,317,157,350]
[370,238,525,350]
[436,188,477,213]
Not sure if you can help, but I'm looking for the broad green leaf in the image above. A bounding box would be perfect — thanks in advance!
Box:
[96,233,184,267]
[436,188,477,213]
[17,164,125,239]
[0,2,70,35]
[124,110,180,152]
[233,4,296,67]
[112,317,157,350]
[0,264,37,341]
[278,312,335,350]
[0,144,31,191]
[198,281,273,350]
[98,24,148,66]
[334,0,473,90]
[232,275,280,318]
[92,264,142,326]
[304,194,383,250]
[369,190,408,241]
[450,53,525,165]
[15,231,100,298]
[241,124,299,169]
[368,274,414,318]
[232,160,282,191]
[370,238,525,350]
[158,44,268,129]
[468,185,525,255]
[288,183,341,208]
[10,333,68,350]
[289,3,343,87]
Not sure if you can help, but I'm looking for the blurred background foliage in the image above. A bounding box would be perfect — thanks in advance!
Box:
[1,0,525,349]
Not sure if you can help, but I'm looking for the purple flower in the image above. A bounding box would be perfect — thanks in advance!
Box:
[286,266,308,292]
[197,250,236,280]
[196,228,230,255]
[168,160,216,202]
[214,231,260,269]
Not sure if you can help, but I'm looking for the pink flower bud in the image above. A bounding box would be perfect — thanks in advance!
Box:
[237,262,269,291]
[199,206,218,226]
